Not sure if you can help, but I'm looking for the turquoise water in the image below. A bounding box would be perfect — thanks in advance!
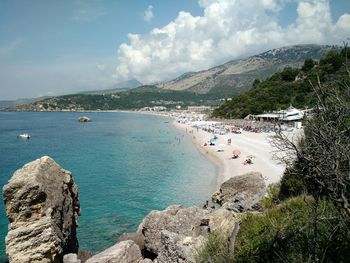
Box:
[0,112,217,261]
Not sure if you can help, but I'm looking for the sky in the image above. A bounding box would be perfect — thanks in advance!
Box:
[0,0,350,100]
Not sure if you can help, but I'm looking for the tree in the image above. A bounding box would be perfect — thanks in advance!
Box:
[268,50,350,262]
[302,58,315,71]
[281,67,299,82]
[271,50,350,219]
[320,50,344,72]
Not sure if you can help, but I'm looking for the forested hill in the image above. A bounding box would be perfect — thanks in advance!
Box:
[213,48,349,119]
[12,86,217,111]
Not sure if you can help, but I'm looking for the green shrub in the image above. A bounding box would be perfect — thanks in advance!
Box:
[278,166,306,200]
[195,231,234,263]
[261,183,281,209]
[234,197,350,263]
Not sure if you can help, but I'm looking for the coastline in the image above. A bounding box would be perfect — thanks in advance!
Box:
[172,119,289,189]
[173,121,225,189]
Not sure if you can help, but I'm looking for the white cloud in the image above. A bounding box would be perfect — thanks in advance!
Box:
[143,5,154,22]
[0,38,24,57]
[114,0,350,83]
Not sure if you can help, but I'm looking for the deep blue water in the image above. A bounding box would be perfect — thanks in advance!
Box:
[0,112,217,260]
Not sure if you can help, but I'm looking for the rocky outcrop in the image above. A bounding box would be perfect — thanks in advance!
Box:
[63,254,81,263]
[212,172,266,212]
[137,205,210,255]
[85,240,142,263]
[137,205,239,263]
[3,156,81,263]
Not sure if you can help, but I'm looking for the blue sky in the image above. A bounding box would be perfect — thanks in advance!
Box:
[0,0,350,100]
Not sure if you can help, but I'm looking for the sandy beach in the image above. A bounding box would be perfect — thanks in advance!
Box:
[173,120,294,189]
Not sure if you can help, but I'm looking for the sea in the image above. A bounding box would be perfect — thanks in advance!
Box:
[0,112,217,261]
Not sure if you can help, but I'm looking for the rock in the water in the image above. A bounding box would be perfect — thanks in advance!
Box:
[78,116,92,122]
[214,172,266,212]
[85,240,142,263]
[3,156,81,263]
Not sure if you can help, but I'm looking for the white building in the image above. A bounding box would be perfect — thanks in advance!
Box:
[250,106,304,122]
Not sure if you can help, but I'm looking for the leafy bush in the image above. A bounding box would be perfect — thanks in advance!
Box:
[195,231,234,263]
[234,197,350,263]
[278,166,306,200]
[281,67,300,81]
[261,183,281,209]
[302,58,315,71]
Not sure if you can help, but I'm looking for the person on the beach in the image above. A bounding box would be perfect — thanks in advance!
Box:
[203,200,209,209]
[244,158,253,165]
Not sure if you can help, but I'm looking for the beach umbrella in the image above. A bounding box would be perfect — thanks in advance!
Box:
[210,138,217,142]
[232,149,241,156]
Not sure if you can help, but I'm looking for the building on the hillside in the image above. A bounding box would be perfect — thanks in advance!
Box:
[140,106,167,111]
[279,106,304,121]
[253,113,280,122]
[247,106,305,122]
[187,106,212,112]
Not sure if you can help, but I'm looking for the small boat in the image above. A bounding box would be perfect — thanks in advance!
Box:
[19,133,30,139]
[78,116,92,122]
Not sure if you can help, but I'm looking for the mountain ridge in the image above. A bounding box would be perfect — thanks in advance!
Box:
[157,44,339,97]
[6,44,341,112]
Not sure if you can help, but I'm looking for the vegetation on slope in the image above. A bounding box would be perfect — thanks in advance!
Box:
[213,49,348,118]
[160,45,336,97]
[15,86,222,111]
[197,48,350,263]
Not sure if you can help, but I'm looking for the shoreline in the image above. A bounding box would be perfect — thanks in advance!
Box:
[173,121,225,189]
[172,119,291,188]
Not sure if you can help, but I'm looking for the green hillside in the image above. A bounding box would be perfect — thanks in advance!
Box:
[213,48,349,119]
[14,86,221,111]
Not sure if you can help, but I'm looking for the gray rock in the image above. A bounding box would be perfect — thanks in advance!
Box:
[63,254,81,263]
[85,240,142,263]
[3,156,81,263]
[119,231,145,251]
[137,205,210,255]
[138,205,240,263]
[214,172,266,212]
[156,230,205,263]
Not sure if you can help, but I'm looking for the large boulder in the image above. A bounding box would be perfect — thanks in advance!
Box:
[85,240,142,263]
[137,205,210,255]
[212,172,266,212]
[3,156,81,263]
[138,205,239,263]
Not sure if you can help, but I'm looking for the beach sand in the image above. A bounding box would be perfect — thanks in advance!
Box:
[173,121,290,189]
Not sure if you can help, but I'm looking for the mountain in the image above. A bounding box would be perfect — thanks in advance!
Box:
[157,44,339,97]
[213,48,348,118]
[79,79,142,95]
[8,44,343,112]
